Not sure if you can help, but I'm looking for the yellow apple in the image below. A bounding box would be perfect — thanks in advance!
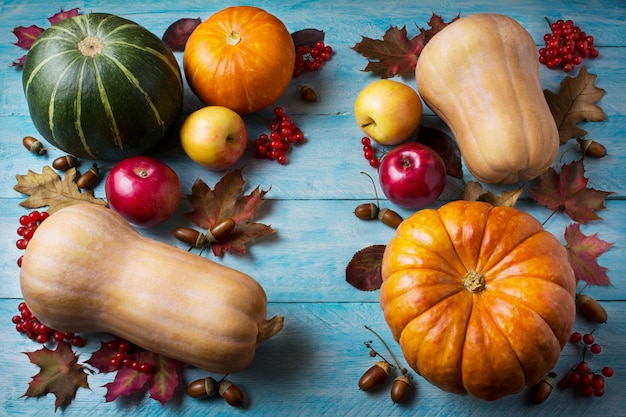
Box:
[180,106,248,171]
[354,79,423,145]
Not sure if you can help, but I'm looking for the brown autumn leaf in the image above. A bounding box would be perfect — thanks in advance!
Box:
[161,17,201,51]
[461,181,523,208]
[564,223,612,286]
[415,126,463,180]
[291,28,325,50]
[185,168,274,256]
[14,166,107,214]
[544,66,606,144]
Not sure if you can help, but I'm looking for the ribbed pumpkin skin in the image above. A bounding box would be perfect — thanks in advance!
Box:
[380,201,576,401]
[415,14,559,184]
[183,6,295,115]
[22,13,183,160]
[19,203,271,374]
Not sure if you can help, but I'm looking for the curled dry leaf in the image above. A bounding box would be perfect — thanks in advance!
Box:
[461,181,523,208]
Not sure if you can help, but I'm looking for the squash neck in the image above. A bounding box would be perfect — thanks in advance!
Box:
[78,36,104,57]
[463,271,485,293]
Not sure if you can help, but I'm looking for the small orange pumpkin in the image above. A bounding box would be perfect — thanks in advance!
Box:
[380,200,576,401]
[183,6,295,115]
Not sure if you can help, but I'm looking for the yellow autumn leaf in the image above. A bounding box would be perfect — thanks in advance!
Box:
[14,166,107,214]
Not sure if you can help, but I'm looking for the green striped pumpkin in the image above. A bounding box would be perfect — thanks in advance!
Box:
[22,13,183,160]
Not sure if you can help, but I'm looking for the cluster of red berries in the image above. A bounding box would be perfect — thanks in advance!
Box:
[539,19,599,72]
[361,137,381,168]
[12,302,85,347]
[293,41,333,77]
[558,331,613,397]
[253,107,305,165]
[104,336,154,374]
[16,210,48,267]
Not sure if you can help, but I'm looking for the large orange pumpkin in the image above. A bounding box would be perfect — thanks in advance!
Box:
[380,200,576,401]
[183,6,295,115]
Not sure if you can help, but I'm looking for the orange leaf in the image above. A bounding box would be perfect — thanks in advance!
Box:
[22,342,91,411]
[565,223,612,286]
[544,66,606,144]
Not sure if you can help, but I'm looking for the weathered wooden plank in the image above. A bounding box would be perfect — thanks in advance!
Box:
[0,299,624,416]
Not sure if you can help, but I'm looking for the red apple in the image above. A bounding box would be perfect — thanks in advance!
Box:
[105,156,181,228]
[378,142,446,209]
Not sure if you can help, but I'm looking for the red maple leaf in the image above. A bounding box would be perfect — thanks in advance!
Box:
[352,12,459,78]
[185,168,275,256]
[11,8,81,67]
[22,341,92,411]
[564,223,612,286]
[528,158,613,223]
[88,341,187,404]
[352,25,425,78]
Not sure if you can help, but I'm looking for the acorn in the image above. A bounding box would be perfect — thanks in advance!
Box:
[300,85,318,102]
[576,294,608,323]
[22,136,45,155]
[378,208,403,229]
[577,138,607,158]
[354,202,379,220]
[76,163,99,189]
[358,360,391,391]
[174,218,235,248]
[531,374,555,404]
[187,376,219,399]
[390,374,411,403]
[205,218,236,243]
[52,155,78,171]
[219,380,245,407]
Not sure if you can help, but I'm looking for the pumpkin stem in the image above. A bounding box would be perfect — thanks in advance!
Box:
[256,315,284,344]
[463,271,485,293]
[78,36,104,57]
[227,30,242,46]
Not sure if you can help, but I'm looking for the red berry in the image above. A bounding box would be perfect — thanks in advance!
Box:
[602,367,614,377]
[139,363,153,373]
[590,343,602,354]
[582,333,595,345]
[72,335,86,347]
[570,332,582,343]
[576,362,591,376]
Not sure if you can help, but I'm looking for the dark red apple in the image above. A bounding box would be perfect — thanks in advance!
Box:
[105,156,181,228]
[378,142,446,209]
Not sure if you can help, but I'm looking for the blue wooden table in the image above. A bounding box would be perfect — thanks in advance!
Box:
[1,0,625,416]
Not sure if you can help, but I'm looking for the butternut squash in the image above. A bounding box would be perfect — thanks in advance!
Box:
[415,13,559,184]
[19,203,283,374]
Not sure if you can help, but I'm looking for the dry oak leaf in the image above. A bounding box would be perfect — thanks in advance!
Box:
[185,168,274,256]
[461,181,523,208]
[528,158,613,223]
[22,341,92,412]
[14,166,107,214]
[564,222,612,286]
[544,66,606,144]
